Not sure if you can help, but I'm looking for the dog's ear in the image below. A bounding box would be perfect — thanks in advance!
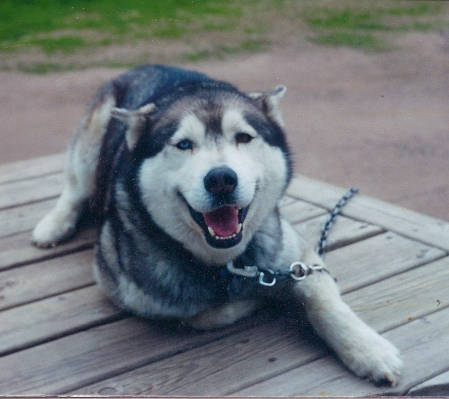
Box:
[111,103,156,150]
[248,85,287,127]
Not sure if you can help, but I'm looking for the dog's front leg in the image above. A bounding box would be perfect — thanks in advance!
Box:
[295,249,402,386]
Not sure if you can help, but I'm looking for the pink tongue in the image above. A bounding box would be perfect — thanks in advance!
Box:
[203,206,238,237]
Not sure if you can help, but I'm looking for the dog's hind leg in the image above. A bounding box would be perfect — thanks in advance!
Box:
[187,299,260,330]
[32,88,116,248]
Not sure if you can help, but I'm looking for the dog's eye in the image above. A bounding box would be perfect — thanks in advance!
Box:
[176,139,193,151]
[235,133,253,144]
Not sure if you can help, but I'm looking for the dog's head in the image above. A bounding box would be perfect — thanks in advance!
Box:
[112,82,292,264]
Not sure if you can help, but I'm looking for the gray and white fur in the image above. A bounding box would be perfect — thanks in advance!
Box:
[32,65,402,385]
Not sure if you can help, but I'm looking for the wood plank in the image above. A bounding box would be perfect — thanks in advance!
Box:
[293,214,383,252]
[279,199,326,224]
[71,320,328,396]
[0,227,96,271]
[287,174,449,251]
[325,232,445,294]
[0,285,121,356]
[344,256,449,333]
[235,304,449,396]
[278,195,297,208]
[0,172,62,210]
[0,153,64,185]
[0,313,275,395]
[69,258,449,396]
[0,198,56,239]
[408,370,449,396]
[0,250,93,311]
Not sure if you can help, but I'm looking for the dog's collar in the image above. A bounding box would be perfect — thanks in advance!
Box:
[226,260,330,287]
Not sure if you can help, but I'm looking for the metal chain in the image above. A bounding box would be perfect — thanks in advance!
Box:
[226,187,359,287]
[316,187,359,258]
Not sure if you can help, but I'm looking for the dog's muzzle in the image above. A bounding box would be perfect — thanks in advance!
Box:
[185,166,250,249]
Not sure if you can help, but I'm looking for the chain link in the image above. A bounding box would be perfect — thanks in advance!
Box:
[316,187,358,258]
[226,187,358,287]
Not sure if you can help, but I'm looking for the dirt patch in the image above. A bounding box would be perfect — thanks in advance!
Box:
[1,32,448,220]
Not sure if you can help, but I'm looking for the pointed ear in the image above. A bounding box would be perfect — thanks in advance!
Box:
[248,85,287,127]
[111,103,156,150]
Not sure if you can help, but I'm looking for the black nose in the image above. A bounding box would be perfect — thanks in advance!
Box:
[204,167,238,196]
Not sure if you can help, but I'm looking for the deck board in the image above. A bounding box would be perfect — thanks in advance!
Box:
[0,250,93,311]
[0,153,448,396]
[0,153,64,185]
[0,285,121,356]
[287,175,449,251]
[236,306,449,396]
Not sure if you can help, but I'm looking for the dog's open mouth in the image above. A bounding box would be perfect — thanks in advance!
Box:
[186,202,250,249]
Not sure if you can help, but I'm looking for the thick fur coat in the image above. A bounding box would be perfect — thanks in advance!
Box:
[32,65,402,385]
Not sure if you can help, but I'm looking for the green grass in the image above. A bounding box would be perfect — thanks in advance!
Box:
[1,0,449,71]
[0,0,243,53]
[312,32,383,51]
[304,1,445,51]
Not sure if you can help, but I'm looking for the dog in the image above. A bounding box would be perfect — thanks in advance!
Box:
[32,64,402,385]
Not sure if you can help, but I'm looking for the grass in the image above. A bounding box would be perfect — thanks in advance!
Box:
[304,1,445,51]
[0,0,241,52]
[1,0,449,72]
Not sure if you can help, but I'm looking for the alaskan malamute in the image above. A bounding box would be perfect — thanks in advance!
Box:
[32,65,402,385]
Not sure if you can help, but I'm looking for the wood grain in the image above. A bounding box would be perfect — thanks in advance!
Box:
[0,153,64,185]
[0,250,94,311]
[0,172,62,210]
[325,232,445,294]
[0,198,57,239]
[0,227,96,271]
[0,314,276,395]
[235,304,449,396]
[70,319,328,396]
[0,285,121,356]
[294,214,383,251]
[287,174,449,251]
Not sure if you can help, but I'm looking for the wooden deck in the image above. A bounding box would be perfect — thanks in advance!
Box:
[1,153,449,396]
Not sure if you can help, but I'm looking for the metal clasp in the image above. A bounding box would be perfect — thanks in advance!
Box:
[258,269,277,287]
[289,262,326,281]
[289,262,309,281]
[226,261,258,278]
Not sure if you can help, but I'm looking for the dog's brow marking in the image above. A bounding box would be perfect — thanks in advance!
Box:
[173,113,205,143]
[222,109,257,138]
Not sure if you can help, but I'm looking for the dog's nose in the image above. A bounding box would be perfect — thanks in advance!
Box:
[204,167,238,195]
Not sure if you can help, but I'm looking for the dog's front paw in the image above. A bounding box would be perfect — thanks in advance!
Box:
[341,329,402,386]
[31,210,77,248]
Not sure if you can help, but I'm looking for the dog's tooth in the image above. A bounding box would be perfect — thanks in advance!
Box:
[236,223,242,235]
[208,226,216,237]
